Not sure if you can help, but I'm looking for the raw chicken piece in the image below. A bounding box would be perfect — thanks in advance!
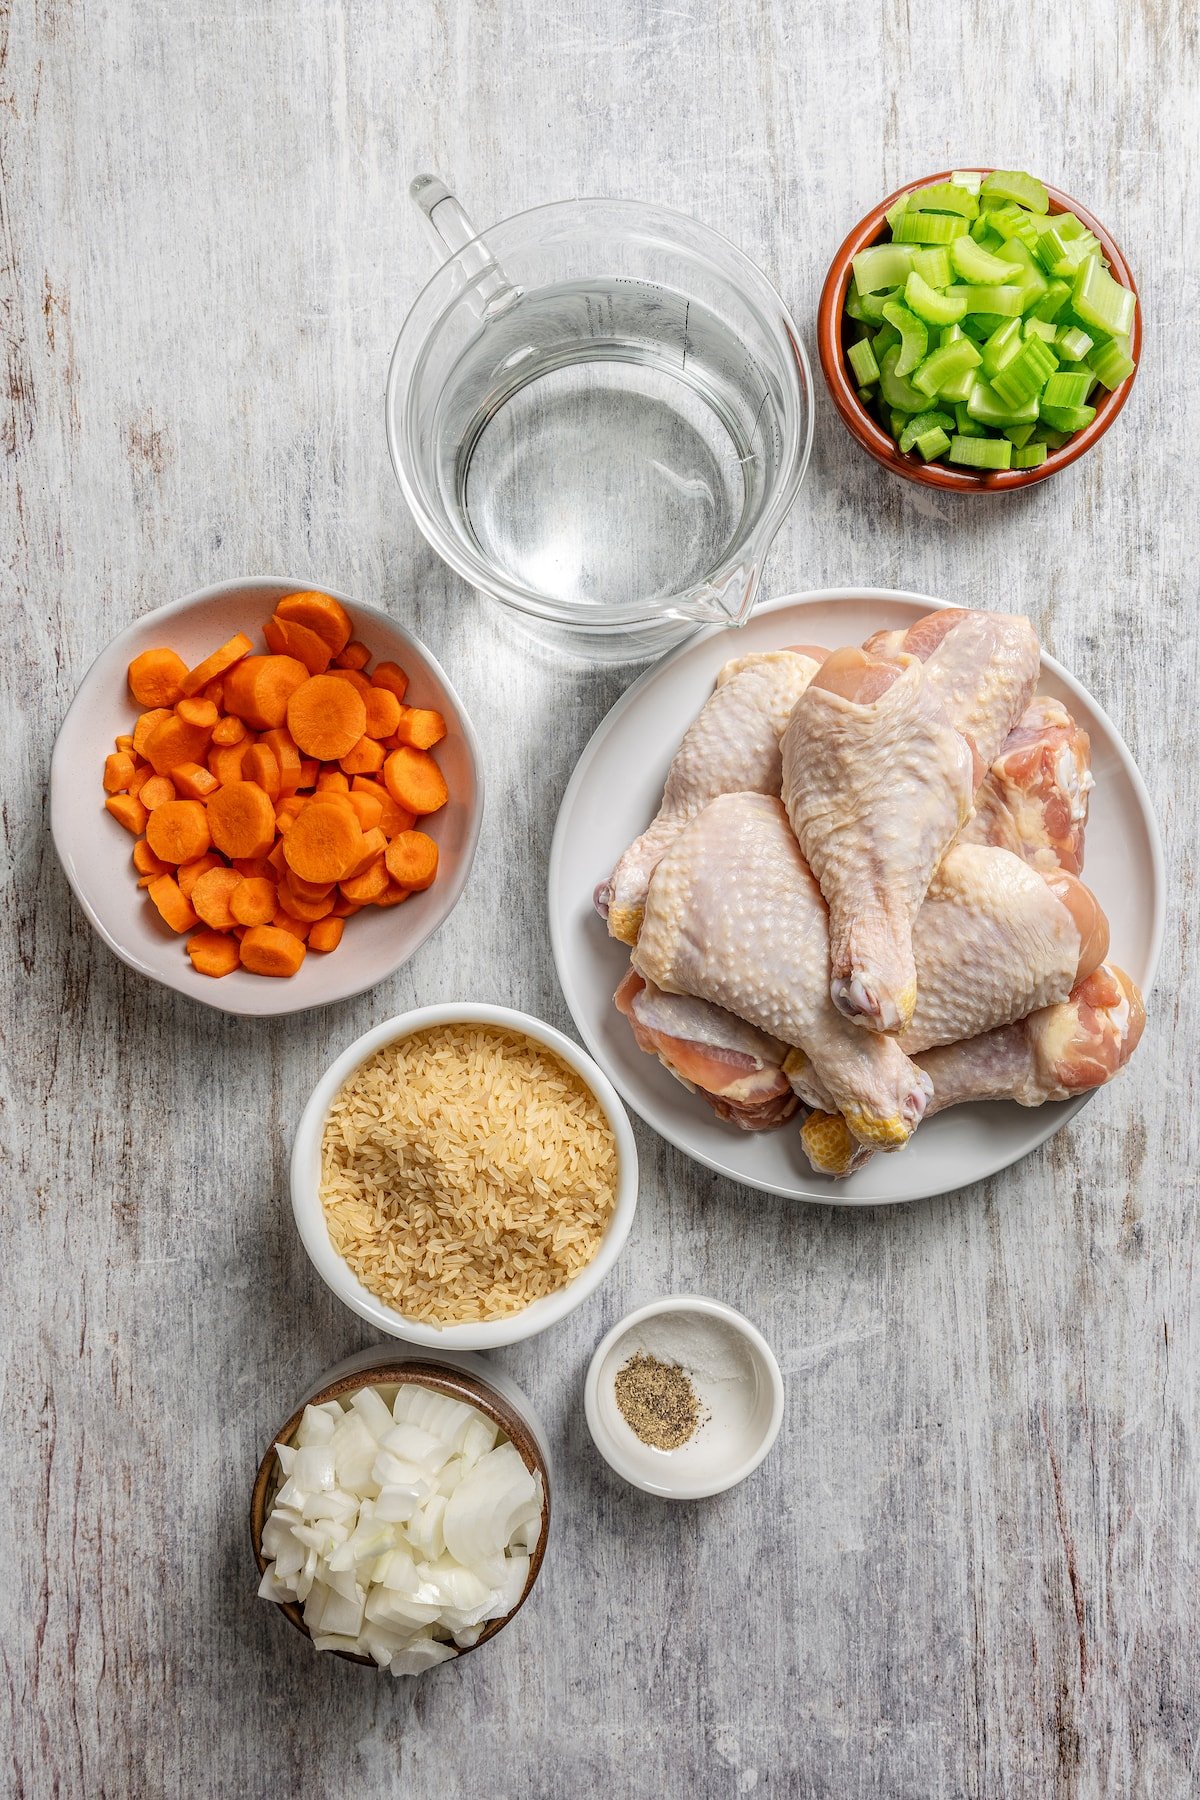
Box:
[782,610,1040,1033]
[902,845,1109,1052]
[613,970,798,1131]
[631,793,932,1148]
[801,964,1145,1177]
[958,696,1093,874]
[596,649,824,946]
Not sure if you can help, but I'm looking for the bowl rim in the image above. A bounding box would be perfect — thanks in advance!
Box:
[816,169,1141,491]
[48,575,485,1018]
[290,1001,640,1348]
[249,1356,551,1666]
[583,1294,785,1498]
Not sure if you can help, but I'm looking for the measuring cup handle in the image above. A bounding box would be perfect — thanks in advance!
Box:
[410,173,520,317]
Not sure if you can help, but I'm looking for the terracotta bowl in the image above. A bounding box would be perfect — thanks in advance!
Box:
[250,1350,551,1669]
[817,170,1141,491]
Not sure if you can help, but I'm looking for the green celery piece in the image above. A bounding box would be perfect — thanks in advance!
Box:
[1013,443,1048,469]
[989,337,1058,408]
[1041,370,1092,410]
[908,181,979,219]
[893,210,967,245]
[1050,232,1101,277]
[1032,279,1071,322]
[949,235,1022,284]
[937,361,981,402]
[966,380,1040,427]
[915,426,951,461]
[1088,338,1136,389]
[903,271,968,326]
[950,171,983,195]
[912,336,982,398]
[1023,317,1057,343]
[1033,425,1071,448]
[980,317,1024,377]
[897,409,955,453]
[856,387,875,404]
[885,197,909,234]
[981,170,1050,213]
[992,237,1049,308]
[960,312,1004,342]
[940,323,965,345]
[948,434,1013,470]
[987,203,1042,250]
[1073,255,1136,337]
[969,213,1006,249]
[1003,423,1036,448]
[845,287,871,324]
[888,408,907,440]
[1053,213,1091,240]
[882,300,929,375]
[1055,324,1094,360]
[878,343,929,412]
[1034,227,1070,273]
[847,337,881,386]
[852,243,917,294]
[859,285,903,324]
[872,321,901,356]
[953,401,987,436]
[944,283,1024,316]
[1039,401,1097,431]
[911,246,953,288]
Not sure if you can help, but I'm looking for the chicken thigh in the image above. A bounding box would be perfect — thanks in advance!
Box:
[957,695,1093,874]
[596,648,824,946]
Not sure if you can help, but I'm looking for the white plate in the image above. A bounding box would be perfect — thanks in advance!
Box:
[548,590,1165,1204]
[51,577,484,1018]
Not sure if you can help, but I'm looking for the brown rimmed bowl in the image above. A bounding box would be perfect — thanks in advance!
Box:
[249,1349,551,1670]
[817,170,1141,491]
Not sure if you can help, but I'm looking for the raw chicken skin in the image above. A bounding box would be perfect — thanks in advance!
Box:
[863,608,1042,770]
[631,792,932,1148]
[958,696,1093,874]
[596,649,822,946]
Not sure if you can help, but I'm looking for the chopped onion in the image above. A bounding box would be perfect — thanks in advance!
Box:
[258,1381,543,1677]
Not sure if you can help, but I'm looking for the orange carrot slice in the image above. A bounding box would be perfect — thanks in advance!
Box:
[229,877,277,927]
[281,798,364,883]
[191,866,242,930]
[263,613,333,675]
[186,929,241,977]
[207,781,277,860]
[274,591,352,655]
[370,661,410,703]
[146,873,198,933]
[128,648,189,708]
[384,829,439,891]
[181,631,254,697]
[285,674,367,761]
[105,793,149,835]
[146,799,211,865]
[103,751,137,793]
[383,746,448,816]
[239,924,307,975]
[307,917,345,953]
[223,655,310,731]
[177,852,223,898]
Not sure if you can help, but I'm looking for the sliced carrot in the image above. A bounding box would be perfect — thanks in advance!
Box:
[261,728,302,794]
[177,852,223,899]
[373,882,412,908]
[128,648,189,709]
[138,775,176,811]
[172,761,218,801]
[106,793,149,835]
[351,776,414,837]
[326,667,373,699]
[384,829,439,892]
[240,924,307,975]
[307,917,344,953]
[132,839,169,879]
[208,739,255,786]
[392,706,447,752]
[181,631,254,697]
[281,797,364,883]
[298,759,319,790]
[345,827,387,877]
[133,708,172,757]
[274,591,352,655]
[285,871,335,902]
[229,876,277,927]
[383,745,448,816]
[176,695,219,730]
[267,840,290,880]
[128,764,151,799]
[340,735,385,776]
[339,856,389,904]
[223,655,310,731]
[186,929,241,978]
[211,714,247,747]
[277,883,335,922]
[363,687,402,739]
[347,789,383,833]
[146,799,211,865]
[274,796,305,833]
[370,661,410,703]
[315,769,350,794]
[232,856,275,880]
[207,781,277,860]
[269,909,311,942]
[286,674,367,761]
[334,639,370,671]
[191,866,242,930]
[103,751,136,793]
[201,679,226,711]
[330,894,363,918]
[144,713,214,775]
[263,613,333,675]
[114,733,136,754]
[146,873,198,934]
[243,742,281,801]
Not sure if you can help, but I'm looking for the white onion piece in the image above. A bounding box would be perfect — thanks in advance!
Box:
[389,1635,457,1676]
[381,1423,454,1474]
[406,1492,447,1564]
[349,1385,394,1442]
[391,1387,478,1450]
[374,1484,422,1525]
[330,1414,379,1490]
[294,1444,337,1494]
[371,1450,431,1498]
[274,1443,297,1476]
[442,1445,541,1585]
[295,1404,337,1448]
[460,1416,499,1467]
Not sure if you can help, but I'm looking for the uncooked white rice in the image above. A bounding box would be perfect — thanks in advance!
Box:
[320,1025,619,1324]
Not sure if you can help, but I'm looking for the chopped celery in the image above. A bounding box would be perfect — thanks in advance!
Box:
[847,337,881,386]
[965,380,1040,427]
[937,360,981,402]
[852,243,917,294]
[903,271,968,326]
[944,283,1025,316]
[981,170,1050,213]
[1039,401,1098,431]
[1052,213,1089,240]
[845,287,871,324]
[954,402,987,436]
[1041,370,1092,410]
[1088,338,1136,389]
[908,181,979,219]
[872,321,901,356]
[987,203,1043,250]
[911,246,953,288]
[992,237,1049,308]
[893,210,967,245]
[1034,227,1071,273]
[980,318,1024,376]
[897,409,954,453]
[888,408,907,440]
[940,323,966,345]
[950,171,983,195]
[1072,254,1137,337]
[1032,280,1072,322]
[1055,325,1094,361]
[881,300,929,375]
[949,235,1022,284]
[1056,360,1099,397]
[878,343,928,411]
[915,426,951,461]
[1013,443,1048,469]
[912,336,982,397]
[1003,423,1036,448]
[885,196,909,234]
[1033,425,1071,448]
[856,386,874,404]
[859,285,901,324]
[989,337,1058,408]
[948,434,1013,470]
[1023,317,1057,343]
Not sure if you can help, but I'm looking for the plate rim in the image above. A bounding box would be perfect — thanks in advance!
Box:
[547,587,1165,1205]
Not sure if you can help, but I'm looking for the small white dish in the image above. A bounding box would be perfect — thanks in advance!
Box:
[291,1003,640,1349]
[50,576,484,1017]
[584,1296,784,1498]
[548,588,1165,1205]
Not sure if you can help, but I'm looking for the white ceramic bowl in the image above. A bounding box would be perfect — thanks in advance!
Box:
[50,576,483,1017]
[584,1296,784,1498]
[291,1003,640,1349]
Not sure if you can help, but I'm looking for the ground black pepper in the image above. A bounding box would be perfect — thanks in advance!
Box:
[613,1351,700,1450]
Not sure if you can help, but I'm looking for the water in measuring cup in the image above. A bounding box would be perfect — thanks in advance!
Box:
[437,280,781,614]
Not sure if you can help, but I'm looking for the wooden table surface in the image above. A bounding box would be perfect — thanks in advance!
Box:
[6,1,1198,1795]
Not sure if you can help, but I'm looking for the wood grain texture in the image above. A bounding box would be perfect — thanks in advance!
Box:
[4,0,1198,1795]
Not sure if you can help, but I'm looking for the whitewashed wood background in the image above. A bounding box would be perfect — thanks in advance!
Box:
[5,1,1198,1796]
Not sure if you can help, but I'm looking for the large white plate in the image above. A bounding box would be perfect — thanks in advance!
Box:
[548,590,1165,1204]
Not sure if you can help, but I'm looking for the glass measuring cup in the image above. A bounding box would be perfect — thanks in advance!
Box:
[387,177,813,662]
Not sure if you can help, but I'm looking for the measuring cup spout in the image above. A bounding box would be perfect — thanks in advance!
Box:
[410,173,521,318]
